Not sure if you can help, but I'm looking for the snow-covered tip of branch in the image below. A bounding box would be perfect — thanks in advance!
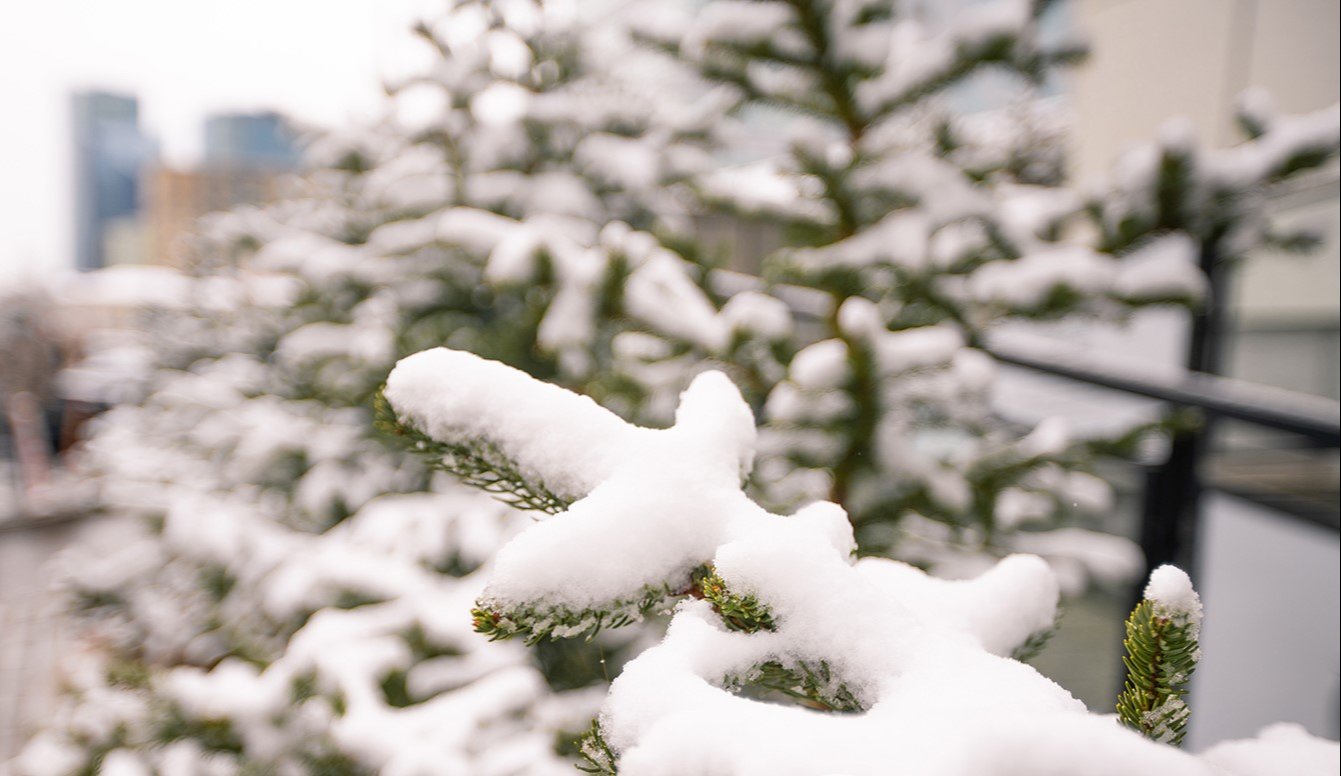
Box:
[385,348,647,503]
[1143,564,1204,634]
[1117,564,1203,747]
[385,348,765,642]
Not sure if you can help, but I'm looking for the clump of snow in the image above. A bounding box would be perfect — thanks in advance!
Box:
[721,290,794,341]
[1144,564,1203,632]
[388,349,764,612]
[386,348,651,502]
[857,0,1034,116]
[55,265,195,310]
[1235,88,1276,135]
[1016,417,1071,459]
[625,251,733,353]
[680,1,795,57]
[698,160,833,223]
[1114,235,1204,302]
[789,210,932,270]
[9,732,87,776]
[1201,723,1341,776]
[788,339,851,391]
[873,324,964,375]
[969,246,1117,309]
[575,132,663,191]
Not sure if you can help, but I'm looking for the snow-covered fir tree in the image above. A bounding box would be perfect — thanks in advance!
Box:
[10,0,1339,774]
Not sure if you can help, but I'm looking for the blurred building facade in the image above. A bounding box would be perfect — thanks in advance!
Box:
[146,111,301,267]
[144,164,289,267]
[204,111,303,168]
[70,91,155,271]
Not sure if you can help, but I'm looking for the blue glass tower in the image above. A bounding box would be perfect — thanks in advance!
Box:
[71,91,152,271]
[203,112,301,170]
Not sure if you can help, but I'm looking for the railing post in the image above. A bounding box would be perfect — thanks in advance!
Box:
[1139,429,1205,572]
[1137,238,1228,579]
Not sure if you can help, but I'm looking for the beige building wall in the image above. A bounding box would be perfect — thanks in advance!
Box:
[1072,0,1338,178]
[1072,0,1246,179]
[145,165,288,267]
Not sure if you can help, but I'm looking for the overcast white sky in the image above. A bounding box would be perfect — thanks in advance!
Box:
[0,0,440,282]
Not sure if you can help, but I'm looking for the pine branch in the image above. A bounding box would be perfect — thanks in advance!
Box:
[725,659,864,712]
[694,567,863,711]
[1115,599,1200,745]
[1010,615,1059,663]
[865,29,1035,119]
[691,565,777,633]
[471,579,686,646]
[576,720,619,775]
[783,0,870,141]
[373,388,571,515]
[155,706,246,754]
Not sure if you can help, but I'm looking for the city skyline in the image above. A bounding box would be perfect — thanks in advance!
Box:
[0,0,436,282]
[70,90,305,270]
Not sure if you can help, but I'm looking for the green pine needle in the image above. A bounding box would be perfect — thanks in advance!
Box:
[471,579,685,646]
[576,720,619,775]
[1115,600,1199,746]
[373,389,572,515]
[1011,615,1060,663]
[725,659,864,713]
[693,568,862,712]
[691,566,776,633]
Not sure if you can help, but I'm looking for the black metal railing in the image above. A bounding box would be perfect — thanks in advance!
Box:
[987,342,1340,447]
[987,337,1340,578]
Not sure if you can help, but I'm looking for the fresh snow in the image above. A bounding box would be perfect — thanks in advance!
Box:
[1144,564,1204,633]
[388,349,1336,775]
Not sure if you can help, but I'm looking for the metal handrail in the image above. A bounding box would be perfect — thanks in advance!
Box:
[710,269,1341,446]
[986,340,1341,446]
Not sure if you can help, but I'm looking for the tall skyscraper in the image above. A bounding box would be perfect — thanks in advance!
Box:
[70,91,154,271]
[203,111,301,169]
